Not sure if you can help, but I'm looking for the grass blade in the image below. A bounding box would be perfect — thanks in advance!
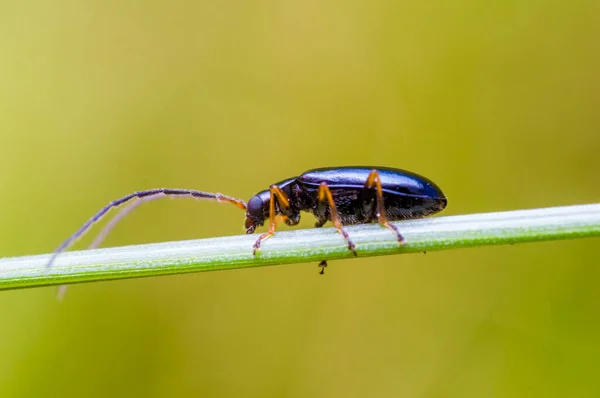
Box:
[1,203,599,290]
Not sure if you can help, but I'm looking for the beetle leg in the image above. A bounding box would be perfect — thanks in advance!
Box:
[314,218,327,228]
[317,182,357,256]
[315,215,328,274]
[318,260,328,275]
[252,185,294,255]
[365,169,406,244]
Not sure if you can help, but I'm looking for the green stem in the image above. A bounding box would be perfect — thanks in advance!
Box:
[2,204,599,290]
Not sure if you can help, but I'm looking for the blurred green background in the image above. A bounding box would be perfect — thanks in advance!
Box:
[1,1,599,397]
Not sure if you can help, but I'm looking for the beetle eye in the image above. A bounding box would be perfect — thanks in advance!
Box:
[247,196,263,217]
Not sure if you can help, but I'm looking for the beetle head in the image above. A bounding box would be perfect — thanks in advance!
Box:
[245,192,269,233]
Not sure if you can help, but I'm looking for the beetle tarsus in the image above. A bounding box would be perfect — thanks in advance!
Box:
[253,231,274,255]
[383,221,406,245]
[319,260,327,274]
[347,240,357,256]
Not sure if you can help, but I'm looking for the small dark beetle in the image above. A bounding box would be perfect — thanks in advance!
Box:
[47,167,447,273]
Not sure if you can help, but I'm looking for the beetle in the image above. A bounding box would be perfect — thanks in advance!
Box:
[46,166,447,273]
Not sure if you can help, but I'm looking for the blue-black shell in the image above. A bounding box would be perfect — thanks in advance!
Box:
[247,166,447,227]
[298,167,444,200]
[295,166,447,224]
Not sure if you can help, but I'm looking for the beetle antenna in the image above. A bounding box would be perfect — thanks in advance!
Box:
[88,193,163,251]
[46,188,247,269]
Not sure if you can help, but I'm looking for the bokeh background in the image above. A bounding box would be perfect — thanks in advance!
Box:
[1,1,599,397]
